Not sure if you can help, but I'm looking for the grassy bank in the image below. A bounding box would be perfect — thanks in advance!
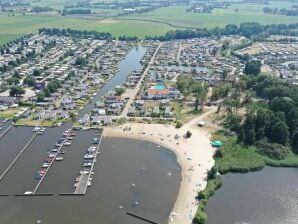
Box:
[194,134,298,223]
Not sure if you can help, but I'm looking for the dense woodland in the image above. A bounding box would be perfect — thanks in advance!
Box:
[38,22,298,42]
[146,22,298,41]
[214,74,298,159]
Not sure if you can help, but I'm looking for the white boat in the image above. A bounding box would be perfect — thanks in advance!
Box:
[37,131,44,135]
[80,170,89,175]
[84,154,95,159]
[32,126,41,132]
[74,183,78,188]
[87,181,92,187]
[24,191,33,195]
[64,141,72,146]
[48,153,56,158]
[66,136,74,140]
[83,162,92,167]
[55,157,63,161]
[42,163,49,168]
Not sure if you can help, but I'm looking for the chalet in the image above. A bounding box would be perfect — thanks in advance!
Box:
[79,114,90,125]
[103,116,112,126]
[0,96,17,106]
[143,89,170,100]
[164,106,173,117]
[33,111,45,120]
[92,116,101,125]
[127,106,136,116]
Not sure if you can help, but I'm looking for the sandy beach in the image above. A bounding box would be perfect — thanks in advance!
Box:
[104,109,216,224]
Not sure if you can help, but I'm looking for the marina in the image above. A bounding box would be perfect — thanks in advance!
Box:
[0,47,180,223]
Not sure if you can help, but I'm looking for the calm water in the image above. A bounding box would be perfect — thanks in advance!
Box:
[206,167,298,224]
[0,137,181,224]
[78,46,146,118]
[0,46,181,223]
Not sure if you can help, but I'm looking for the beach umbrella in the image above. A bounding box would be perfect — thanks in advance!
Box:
[212,140,223,148]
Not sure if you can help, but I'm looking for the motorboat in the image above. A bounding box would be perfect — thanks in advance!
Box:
[84,154,95,159]
[42,163,49,168]
[87,181,92,187]
[92,138,99,144]
[55,157,63,161]
[37,131,44,135]
[24,191,33,195]
[32,126,41,132]
[48,153,56,158]
[64,141,72,146]
[35,174,43,180]
[83,162,92,167]
[66,136,74,140]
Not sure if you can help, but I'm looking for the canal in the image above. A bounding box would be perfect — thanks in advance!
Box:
[0,47,182,223]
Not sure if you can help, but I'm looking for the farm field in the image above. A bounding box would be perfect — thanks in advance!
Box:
[121,4,298,29]
[1,1,298,45]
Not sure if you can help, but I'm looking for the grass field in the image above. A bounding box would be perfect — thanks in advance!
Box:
[0,1,298,45]
[122,4,298,29]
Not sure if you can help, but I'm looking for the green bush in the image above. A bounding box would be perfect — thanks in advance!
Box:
[256,139,290,160]
[175,120,182,128]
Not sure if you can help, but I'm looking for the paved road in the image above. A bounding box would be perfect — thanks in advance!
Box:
[120,43,163,117]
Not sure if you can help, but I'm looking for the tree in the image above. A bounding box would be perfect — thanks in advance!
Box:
[9,86,25,96]
[292,131,298,154]
[37,91,45,102]
[244,59,261,76]
[269,121,289,145]
[115,88,125,96]
[23,76,36,87]
[32,69,41,76]
[6,76,20,85]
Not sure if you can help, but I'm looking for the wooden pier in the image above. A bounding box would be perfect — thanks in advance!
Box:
[73,133,102,195]
[0,132,37,182]
[32,129,73,194]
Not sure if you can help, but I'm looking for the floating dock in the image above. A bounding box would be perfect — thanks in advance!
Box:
[73,133,102,195]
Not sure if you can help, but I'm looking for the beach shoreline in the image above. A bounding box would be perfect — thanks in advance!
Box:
[104,121,215,224]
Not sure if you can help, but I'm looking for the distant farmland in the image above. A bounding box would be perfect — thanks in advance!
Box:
[1,1,298,45]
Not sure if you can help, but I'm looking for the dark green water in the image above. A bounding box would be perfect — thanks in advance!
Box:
[206,167,298,224]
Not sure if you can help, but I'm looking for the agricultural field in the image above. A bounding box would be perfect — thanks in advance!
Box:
[0,0,298,45]
[121,3,298,29]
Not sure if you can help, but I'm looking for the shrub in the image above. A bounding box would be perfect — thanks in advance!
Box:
[175,120,182,128]
[186,130,192,138]
[256,138,290,160]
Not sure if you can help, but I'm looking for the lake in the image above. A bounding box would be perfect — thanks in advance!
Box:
[206,167,298,224]
[0,137,181,224]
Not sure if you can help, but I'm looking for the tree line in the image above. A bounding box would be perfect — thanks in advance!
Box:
[145,22,298,41]
[263,7,298,16]
[39,22,298,42]
[220,74,298,159]
[38,28,112,40]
